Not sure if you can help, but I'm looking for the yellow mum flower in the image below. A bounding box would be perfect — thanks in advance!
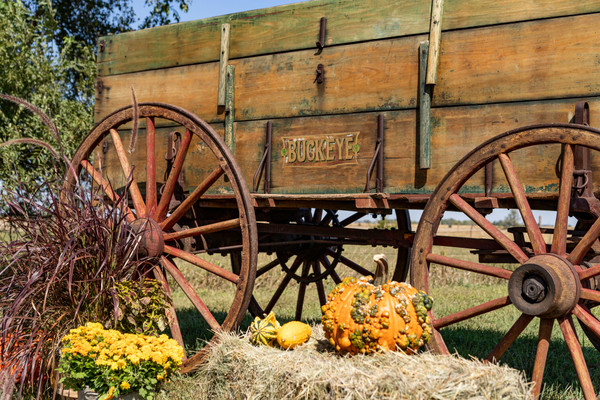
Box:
[120,381,131,390]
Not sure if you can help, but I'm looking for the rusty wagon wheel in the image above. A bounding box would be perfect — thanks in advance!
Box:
[64,103,257,373]
[411,124,600,399]
[233,208,411,320]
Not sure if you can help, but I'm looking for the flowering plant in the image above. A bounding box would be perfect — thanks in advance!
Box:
[57,323,184,400]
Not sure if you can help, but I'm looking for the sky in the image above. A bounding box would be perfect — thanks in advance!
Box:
[132,0,298,26]
[128,0,566,226]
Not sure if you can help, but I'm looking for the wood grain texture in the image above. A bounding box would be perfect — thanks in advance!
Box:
[96,97,600,196]
[97,0,600,77]
[95,35,421,124]
[96,13,600,125]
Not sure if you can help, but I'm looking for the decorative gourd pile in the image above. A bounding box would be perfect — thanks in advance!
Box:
[321,254,433,355]
[250,312,312,349]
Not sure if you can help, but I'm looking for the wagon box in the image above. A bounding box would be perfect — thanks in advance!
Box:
[65,0,600,397]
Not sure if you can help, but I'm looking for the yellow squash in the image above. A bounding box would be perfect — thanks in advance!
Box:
[276,321,312,349]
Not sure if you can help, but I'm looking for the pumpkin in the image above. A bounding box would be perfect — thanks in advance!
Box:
[321,254,433,355]
[250,312,281,346]
[277,321,312,349]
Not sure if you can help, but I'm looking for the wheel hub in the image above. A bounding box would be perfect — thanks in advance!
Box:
[508,254,581,318]
[130,218,165,258]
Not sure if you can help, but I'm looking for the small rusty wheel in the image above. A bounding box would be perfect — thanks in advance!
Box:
[64,103,257,373]
[411,124,600,399]
[233,208,411,320]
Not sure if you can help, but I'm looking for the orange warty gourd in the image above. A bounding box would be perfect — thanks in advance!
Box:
[321,255,433,355]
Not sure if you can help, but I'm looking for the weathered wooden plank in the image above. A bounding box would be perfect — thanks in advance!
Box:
[236,97,600,195]
[434,13,600,106]
[95,35,422,123]
[419,41,432,169]
[96,97,600,198]
[217,24,231,109]
[96,13,600,124]
[95,62,220,124]
[97,0,600,77]
[426,0,444,85]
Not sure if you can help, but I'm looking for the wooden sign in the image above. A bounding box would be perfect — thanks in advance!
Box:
[280,132,360,167]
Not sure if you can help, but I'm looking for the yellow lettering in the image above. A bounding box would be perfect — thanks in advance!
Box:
[335,137,345,160]
[297,140,306,162]
[288,141,297,163]
[345,137,354,160]
[326,138,335,161]
[306,140,315,161]
[315,139,325,161]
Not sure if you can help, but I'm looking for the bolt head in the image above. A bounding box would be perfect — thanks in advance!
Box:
[522,275,546,303]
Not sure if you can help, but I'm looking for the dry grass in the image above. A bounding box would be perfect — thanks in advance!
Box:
[160,326,532,400]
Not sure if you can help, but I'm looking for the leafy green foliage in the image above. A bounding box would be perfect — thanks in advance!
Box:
[0,1,95,199]
[0,0,191,199]
[113,279,174,336]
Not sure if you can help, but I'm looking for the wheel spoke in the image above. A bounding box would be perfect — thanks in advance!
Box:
[109,128,147,216]
[163,245,239,283]
[295,262,311,320]
[320,212,334,227]
[340,212,365,227]
[433,296,511,329]
[552,144,574,256]
[313,261,328,306]
[450,194,529,264]
[568,216,600,265]
[163,218,240,241]
[498,153,546,255]
[427,253,512,280]
[573,304,600,340]
[156,130,193,221]
[312,209,323,224]
[581,288,600,303]
[80,160,135,223]
[335,253,373,276]
[531,318,554,400]
[558,316,597,400]
[152,265,185,354]
[580,264,600,281]
[257,259,281,278]
[146,117,157,216]
[160,256,221,331]
[486,313,533,362]
[264,257,303,314]
[321,256,342,284]
[160,166,225,231]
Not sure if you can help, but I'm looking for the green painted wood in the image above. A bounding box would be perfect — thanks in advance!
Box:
[97,0,600,77]
[218,23,230,110]
[96,13,600,125]
[419,41,431,169]
[224,65,235,153]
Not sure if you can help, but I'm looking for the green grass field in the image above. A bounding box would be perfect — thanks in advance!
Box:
[163,242,600,400]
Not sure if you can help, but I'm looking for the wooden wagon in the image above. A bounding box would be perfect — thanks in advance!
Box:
[64,0,600,397]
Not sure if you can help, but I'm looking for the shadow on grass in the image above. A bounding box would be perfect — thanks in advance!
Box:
[440,326,600,396]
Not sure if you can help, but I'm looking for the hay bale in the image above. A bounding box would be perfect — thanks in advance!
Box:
[192,325,532,400]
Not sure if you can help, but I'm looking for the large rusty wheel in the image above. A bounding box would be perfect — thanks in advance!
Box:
[64,103,257,373]
[233,208,411,320]
[411,124,600,399]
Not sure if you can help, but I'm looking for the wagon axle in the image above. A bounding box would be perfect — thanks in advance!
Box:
[508,254,581,318]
